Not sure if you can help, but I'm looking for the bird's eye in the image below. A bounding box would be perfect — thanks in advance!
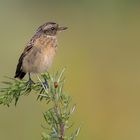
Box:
[51,27,55,30]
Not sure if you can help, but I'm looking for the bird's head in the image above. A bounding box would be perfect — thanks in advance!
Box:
[37,22,68,36]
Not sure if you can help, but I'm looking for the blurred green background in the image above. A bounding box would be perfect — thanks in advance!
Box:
[0,0,140,140]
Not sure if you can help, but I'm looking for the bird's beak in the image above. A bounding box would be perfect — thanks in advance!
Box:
[58,26,68,32]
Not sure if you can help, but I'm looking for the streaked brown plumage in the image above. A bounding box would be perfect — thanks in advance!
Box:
[15,22,67,80]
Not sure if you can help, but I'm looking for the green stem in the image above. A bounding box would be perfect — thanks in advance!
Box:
[53,91,65,140]
[60,123,65,140]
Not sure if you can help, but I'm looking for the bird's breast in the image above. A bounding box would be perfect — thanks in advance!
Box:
[34,35,58,48]
[22,35,58,73]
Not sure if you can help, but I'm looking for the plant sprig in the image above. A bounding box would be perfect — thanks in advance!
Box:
[0,69,80,140]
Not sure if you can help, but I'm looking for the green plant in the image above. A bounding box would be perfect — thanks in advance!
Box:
[0,69,80,140]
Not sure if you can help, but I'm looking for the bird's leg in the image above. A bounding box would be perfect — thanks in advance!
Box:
[27,73,35,86]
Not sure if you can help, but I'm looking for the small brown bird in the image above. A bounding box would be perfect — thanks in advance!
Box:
[14,22,67,83]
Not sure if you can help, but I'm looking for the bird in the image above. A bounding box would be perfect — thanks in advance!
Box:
[14,22,67,84]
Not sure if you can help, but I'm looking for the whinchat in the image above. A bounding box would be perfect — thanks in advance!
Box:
[14,22,67,82]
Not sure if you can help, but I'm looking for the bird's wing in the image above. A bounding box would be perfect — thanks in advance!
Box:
[15,32,42,79]
[15,44,33,78]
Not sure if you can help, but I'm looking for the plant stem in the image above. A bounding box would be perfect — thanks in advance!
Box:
[54,101,65,140]
[53,90,65,140]
[60,123,65,140]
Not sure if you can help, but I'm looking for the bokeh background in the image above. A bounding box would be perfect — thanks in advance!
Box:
[0,0,140,140]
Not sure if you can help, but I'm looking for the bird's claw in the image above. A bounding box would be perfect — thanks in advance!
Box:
[43,81,49,89]
[26,79,35,87]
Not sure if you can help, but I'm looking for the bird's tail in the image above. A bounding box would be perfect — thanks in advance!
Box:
[14,70,26,80]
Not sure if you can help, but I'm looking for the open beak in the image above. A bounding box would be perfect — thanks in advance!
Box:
[58,26,68,32]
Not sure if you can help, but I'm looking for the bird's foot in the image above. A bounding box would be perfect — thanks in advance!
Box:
[43,81,49,89]
[26,79,35,87]
[24,79,35,94]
